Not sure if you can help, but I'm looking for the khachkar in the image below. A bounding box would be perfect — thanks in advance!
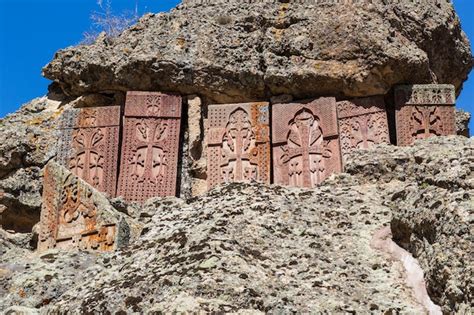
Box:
[38,161,130,252]
[117,92,182,202]
[56,106,121,197]
[395,84,456,146]
[272,97,342,188]
[207,102,270,189]
[337,96,390,163]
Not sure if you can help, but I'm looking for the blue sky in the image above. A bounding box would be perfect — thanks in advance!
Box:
[0,0,473,134]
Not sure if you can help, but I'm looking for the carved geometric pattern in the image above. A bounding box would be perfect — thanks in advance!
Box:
[56,106,120,197]
[395,85,456,146]
[207,102,270,189]
[38,162,117,252]
[272,97,342,188]
[337,96,390,163]
[117,92,182,202]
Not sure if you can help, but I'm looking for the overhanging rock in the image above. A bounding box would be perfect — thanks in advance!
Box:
[42,0,472,102]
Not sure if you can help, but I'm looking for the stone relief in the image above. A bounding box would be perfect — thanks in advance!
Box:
[38,162,119,252]
[395,85,456,146]
[57,106,120,197]
[207,102,270,189]
[337,96,390,163]
[52,86,457,202]
[272,98,342,188]
[117,92,182,202]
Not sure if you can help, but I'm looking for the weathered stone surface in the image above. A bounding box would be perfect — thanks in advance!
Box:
[0,182,425,313]
[344,136,473,313]
[0,97,62,233]
[38,161,134,252]
[57,106,121,197]
[1,136,471,313]
[272,97,342,188]
[185,95,208,197]
[207,102,270,189]
[391,184,472,314]
[337,96,390,163]
[455,108,471,137]
[395,85,456,146]
[117,92,183,202]
[42,1,472,103]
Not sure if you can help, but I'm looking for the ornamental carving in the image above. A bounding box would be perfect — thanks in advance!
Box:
[272,98,342,188]
[57,106,120,197]
[395,85,456,146]
[38,162,119,253]
[117,92,182,202]
[337,97,389,163]
[207,103,270,189]
[395,85,455,105]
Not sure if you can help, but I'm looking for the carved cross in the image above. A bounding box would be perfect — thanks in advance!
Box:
[284,109,332,188]
[146,95,162,116]
[69,128,105,188]
[129,120,168,185]
[411,106,442,139]
[221,109,256,182]
[351,115,376,150]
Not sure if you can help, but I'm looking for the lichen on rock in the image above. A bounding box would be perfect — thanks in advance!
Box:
[43,0,472,103]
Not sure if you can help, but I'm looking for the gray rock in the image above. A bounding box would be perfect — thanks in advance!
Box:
[0,182,425,313]
[455,108,471,137]
[43,1,472,103]
[0,136,472,313]
[0,98,63,233]
[345,136,473,313]
[390,184,473,314]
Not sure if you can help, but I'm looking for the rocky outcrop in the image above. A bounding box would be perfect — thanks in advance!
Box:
[0,136,471,313]
[345,136,473,313]
[391,184,472,314]
[456,108,471,136]
[0,98,63,233]
[1,182,425,313]
[43,1,472,103]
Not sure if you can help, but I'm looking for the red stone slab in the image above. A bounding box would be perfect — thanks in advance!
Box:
[57,106,121,197]
[395,85,456,146]
[207,102,270,189]
[272,97,342,188]
[337,96,390,163]
[117,92,182,202]
[38,162,118,253]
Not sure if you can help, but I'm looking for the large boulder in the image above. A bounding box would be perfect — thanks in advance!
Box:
[43,1,472,103]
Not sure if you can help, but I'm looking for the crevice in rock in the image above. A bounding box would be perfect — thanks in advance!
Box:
[371,226,442,315]
[0,202,40,234]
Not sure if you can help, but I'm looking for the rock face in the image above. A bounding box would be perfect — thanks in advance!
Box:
[0,0,472,312]
[0,98,63,233]
[0,136,472,313]
[346,136,473,313]
[456,108,471,136]
[43,0,472,103]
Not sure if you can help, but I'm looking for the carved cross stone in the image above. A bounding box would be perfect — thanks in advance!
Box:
[282,109,332,187]
[272,98,342,188]
[129,120,168,185]
[38,161,127,253]
[395,85,456,146]
[56,106,120,197]
[117,92,182,202]
[411,106,442,139]
[207,103,270,189]
[337,96,390,164]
